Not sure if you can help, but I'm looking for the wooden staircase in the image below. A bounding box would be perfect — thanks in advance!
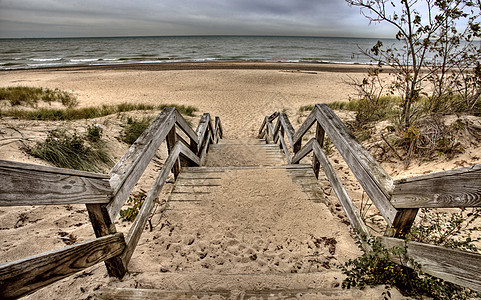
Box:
[95,138,360,299]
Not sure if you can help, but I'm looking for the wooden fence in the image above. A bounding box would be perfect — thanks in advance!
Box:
[259,104,481,292]
[0,107,223,299]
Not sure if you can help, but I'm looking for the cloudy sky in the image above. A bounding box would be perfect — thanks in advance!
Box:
[0,0,396,38]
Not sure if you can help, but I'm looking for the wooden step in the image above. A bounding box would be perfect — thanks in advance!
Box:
[95,271,395,299]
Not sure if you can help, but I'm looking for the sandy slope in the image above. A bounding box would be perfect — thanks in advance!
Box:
[0,63,478,299]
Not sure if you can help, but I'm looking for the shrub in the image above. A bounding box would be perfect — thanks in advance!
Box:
[342,208,481,299]
[119,192,146,222]
[0,86,77,108]
[28,129,112,172]
[121,117,153,144]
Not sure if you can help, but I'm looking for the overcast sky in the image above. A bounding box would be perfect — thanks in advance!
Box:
[0,0,396,38]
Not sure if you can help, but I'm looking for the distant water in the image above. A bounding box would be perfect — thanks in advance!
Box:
[0,36,399,70]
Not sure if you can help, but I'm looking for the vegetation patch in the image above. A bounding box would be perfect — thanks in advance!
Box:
[121,116,153,144]
[342,208,481,299]
[27,127,112,173]
[0,86,77,108]
[119,192,147,222]
[0,103,197,121]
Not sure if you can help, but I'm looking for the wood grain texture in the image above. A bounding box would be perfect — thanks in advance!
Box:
[0,160,112,206]
[379,236,481,292]
[195,113,210,153]
[313,142,371,238]
[292,108,317,146]
[278,131,291,164]
[108,107,176,220]
[315,104,397,225]
[279,113,296,148]
[86,204,127,278]
[312,123,325,179]
[392,164,481,208]
[290,138,315,164]
[0,233,125,300]
[174,110,198,148]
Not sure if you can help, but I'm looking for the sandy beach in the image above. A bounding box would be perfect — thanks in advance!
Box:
[1,62,479,299]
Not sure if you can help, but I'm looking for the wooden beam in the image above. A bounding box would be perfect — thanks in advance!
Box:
[166,126,181,179]
[391,164,481,208]
[315,104,397,225]
[0,233,125,300]
[312,123,325,179]
[196,113,210,153]
[292,108,317,146]
[379,236,481,292]
[290,138,315,164]
[258,117,267,137]
[273,118,281,144]
[174,110,198,150]
[278,131,291,164]
[108,108,176,220]
[313,142,371,239]
[279,113,296,149]
[86,204,127,278]
[0,159,112,206]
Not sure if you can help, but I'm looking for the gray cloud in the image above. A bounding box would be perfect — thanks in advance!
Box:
[0,0,395,38]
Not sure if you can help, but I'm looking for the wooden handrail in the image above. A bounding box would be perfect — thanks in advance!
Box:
[259,104,481,292]
[0,233,125,299]
[391,164,481,208]
[0,107,222,296]
[379,236,481,292]
[0,159,112,206]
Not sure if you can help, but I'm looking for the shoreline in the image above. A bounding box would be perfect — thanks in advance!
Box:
[0,61,377,73]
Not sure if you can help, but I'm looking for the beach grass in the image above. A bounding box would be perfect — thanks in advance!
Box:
[0,86,78,108]
[0,103,198,120]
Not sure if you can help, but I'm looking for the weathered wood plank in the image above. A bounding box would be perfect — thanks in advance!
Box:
[379,236,481,292]
[392,164,481,208]
[0,160,112,206]
[312,123,325,179]
[166,126,181,179]
[292,108,317,146]
[278,131,291,164]
[279,113,296,148]
[0,233,125,300]
[196,113,210,153]
[86,204,127,278]
[273,118,281,143]
[108,108,176,220]
[174,110,198,149]
[258,116,267,137]
[315,104,397,225]
[291,138,315,164]
[214,116,223,142]
[313,142,371,238]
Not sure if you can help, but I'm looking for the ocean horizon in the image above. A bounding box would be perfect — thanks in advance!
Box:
[0,35,400,70]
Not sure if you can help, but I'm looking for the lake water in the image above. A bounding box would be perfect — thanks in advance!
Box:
[0,35,400,70]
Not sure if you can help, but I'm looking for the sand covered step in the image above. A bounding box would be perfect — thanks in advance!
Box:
[123,167,360,284]
[205,139,285,167]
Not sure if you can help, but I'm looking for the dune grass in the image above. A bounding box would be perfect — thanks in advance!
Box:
[121,116,153,144]
[0,86,78,108]
[28,128,113,173]
[0,103,198,121]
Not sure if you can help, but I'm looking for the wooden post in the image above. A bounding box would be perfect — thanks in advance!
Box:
[167,126,181,179]
[312,122,325,179]
[85,204,127,278]
[386,208,419,238]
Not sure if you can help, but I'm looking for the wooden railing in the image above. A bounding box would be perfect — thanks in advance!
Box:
[0,107,222,299]
[259,104,481,292]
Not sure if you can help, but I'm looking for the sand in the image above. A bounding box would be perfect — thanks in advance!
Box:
[0,62,479,299]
